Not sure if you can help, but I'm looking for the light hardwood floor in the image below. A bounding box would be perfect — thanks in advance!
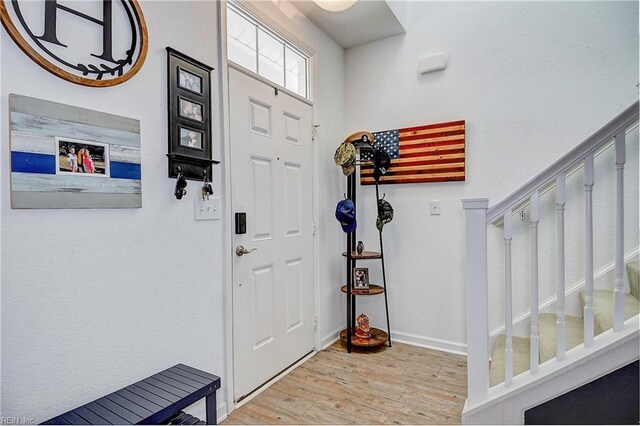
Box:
[222,341,467,424]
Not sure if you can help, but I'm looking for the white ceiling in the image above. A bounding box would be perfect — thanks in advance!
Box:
[290,0,407,49]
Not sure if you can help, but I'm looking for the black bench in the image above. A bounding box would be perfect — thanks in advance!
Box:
[42,364,221,425]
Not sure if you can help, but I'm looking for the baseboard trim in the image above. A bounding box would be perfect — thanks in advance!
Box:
[217,402,228,423]
[186,400,227,423]
[391,330,467,356]
[321,326,343,349]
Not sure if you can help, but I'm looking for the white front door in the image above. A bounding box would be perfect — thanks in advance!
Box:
[229,67,316,400]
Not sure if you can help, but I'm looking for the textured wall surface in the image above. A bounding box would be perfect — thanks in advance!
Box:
[344,1,639,348]
[2,0,638,421]
[1,2,225,421]
[0,0,347,421]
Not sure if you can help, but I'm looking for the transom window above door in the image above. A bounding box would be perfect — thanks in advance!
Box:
[226,3,310,100]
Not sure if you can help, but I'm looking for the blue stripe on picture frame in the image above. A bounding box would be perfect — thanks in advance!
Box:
[110,162,141,180]
[11,151,56,174]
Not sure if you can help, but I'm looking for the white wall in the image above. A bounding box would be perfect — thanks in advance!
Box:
[345,1,639,350]
[0,0,346,421]
[1,1,226,422]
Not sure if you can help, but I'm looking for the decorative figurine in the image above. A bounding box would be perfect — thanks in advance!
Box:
[357,241,364,255]
[355,313,371,339]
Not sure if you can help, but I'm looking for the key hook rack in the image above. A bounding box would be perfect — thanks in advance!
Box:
[166,47,220,182]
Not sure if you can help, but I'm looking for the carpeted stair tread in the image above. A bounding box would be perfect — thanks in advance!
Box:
[538,313,584,363]
[489,334,530,387]
[627,261,639,301]
[579,289,639,335]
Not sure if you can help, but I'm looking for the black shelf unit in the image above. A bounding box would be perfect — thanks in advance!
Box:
[343,165,392,353]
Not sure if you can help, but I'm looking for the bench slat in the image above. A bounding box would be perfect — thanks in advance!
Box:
[170,412,191,424]
[135,380,181,403]
[175,364,219,382]
[95,397,142,423]
[116,389,164,413]
[144,377,189,398]
[60,411,90,425]
[86,401,128,425]
[127,383,176,406]
[184,417,200,425]
[167,366,210,386]
[104,393,153,418]
[161,370,207,390]
[157,372,201,393]
[73,406,109,425]
[47,415,71,425]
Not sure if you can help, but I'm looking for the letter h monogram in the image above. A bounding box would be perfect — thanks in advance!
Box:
[36,0,116,63]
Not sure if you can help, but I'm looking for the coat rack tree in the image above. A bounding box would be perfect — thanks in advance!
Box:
[341,155,392,353]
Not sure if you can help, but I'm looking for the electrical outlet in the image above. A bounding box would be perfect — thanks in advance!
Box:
[195,196,220,221]
[430,200,441,215]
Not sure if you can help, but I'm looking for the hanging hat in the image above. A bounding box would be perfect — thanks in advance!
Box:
[372,149,391,181]
[334,142,356,176]
[345,131,374,147]
[335,199,356,233]
[376,197,394,231]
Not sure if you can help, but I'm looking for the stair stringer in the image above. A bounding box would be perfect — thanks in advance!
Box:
[462,315,639,425]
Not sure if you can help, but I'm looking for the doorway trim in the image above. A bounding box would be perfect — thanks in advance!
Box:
[218,0,321,417]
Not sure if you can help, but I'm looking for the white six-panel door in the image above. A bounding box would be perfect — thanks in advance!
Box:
[229,68,315,400]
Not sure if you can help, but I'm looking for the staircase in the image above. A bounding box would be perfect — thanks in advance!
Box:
[490,261,640,386]
[461,101,640,424]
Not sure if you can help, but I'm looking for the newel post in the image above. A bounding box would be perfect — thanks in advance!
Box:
[462,198,490,405]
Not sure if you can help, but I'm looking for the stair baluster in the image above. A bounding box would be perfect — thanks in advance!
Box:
[584,152,595,346]
[556,175,566,360]
[614,132,626,331]
[530,192,540,372]
[504,211,514,385]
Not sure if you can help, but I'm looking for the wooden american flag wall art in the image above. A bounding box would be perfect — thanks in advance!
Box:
[360,120,466,185]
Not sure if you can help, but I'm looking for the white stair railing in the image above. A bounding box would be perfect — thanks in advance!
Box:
[504,212,514,385]
[462,101,639,408]
[556,175,566,361]
[529,192,540,372]
[584,152,595,346]
[614,132,626,332]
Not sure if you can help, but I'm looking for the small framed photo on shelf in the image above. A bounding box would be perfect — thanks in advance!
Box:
[179,127,203,150]
[354,268,370,290]
[178,97,204,123]
[178,67,202,94]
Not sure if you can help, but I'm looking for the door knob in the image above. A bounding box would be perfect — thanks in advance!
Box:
[236,245,257,257]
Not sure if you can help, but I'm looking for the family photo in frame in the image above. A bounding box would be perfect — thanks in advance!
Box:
[178,68,202,94]
[179,98,203,123]
[354,267,370,290]
[57,138,109,176]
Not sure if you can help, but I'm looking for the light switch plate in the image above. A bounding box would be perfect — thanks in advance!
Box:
[195,196,220,220]
[430,200,441,215]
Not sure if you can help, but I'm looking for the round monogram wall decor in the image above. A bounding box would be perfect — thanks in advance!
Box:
[1,0,148,87]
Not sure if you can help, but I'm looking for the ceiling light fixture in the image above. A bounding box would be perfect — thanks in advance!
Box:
[313,0,358,12]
